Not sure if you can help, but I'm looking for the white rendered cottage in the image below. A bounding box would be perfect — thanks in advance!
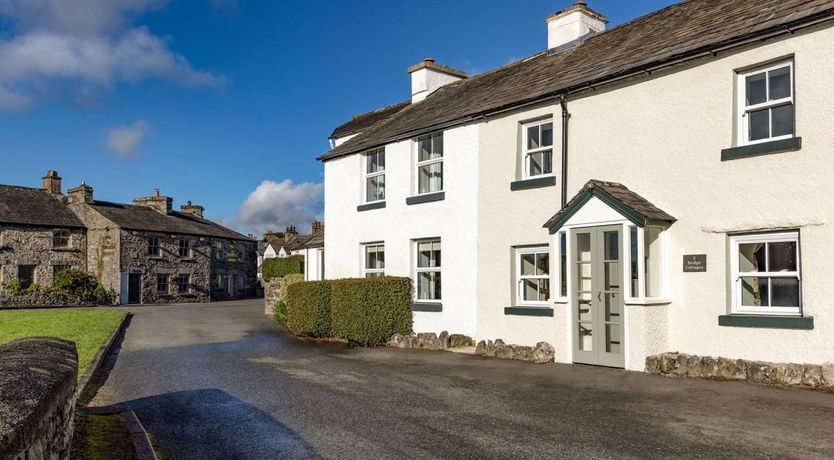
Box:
[320,0,834,370]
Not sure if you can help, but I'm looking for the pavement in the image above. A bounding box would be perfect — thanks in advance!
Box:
[89,299,834,459]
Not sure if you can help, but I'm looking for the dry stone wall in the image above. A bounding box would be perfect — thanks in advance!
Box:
[264,277,283,315]
[0,338,78,460]
[646,352,834,390]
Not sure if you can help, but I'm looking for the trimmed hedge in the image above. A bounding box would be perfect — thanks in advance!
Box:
[284,277,413,346]
[263,256,304,282]
[285,280,331,337]
[273,273,304,325]
[330,277,413,346]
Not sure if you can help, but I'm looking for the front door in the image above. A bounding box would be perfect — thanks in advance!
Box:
[571,226,625,368]
[128,274,141,304]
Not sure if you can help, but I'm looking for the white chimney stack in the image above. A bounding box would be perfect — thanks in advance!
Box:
[408,58,467,103]
[546,1,607,52]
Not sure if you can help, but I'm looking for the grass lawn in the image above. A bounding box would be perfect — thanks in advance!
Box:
[71,414,138,460]
[0,307,125,379]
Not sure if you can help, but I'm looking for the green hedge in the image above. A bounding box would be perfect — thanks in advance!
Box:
[330,277,413,346]
[262,256,304,281]
[285,280,331,337]
[273,273,304,325]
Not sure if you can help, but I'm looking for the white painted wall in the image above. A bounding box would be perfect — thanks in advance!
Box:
[303,247,324,281]
[324,123,480,336]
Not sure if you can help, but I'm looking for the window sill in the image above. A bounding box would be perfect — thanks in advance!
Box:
[504,306,554,317]
[625,298,672,306]
[718,314,813,330]
[406,192,445,206]
[510,176,556,191]
[52,247,80,253]
[721,137,801,161]
[357,201,386,212]
[412,302,442,312]
[179,257,196,262]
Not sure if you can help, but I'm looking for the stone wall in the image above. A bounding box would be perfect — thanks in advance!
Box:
[0,291,97,309]
[264,277,283,315]
[0,338,78,460]
[0,224,87,293]
[475,339,555,364]
[211,238,258,301]
[70,203,122,297]
[646,352,834,390]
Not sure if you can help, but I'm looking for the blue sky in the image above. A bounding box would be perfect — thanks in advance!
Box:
[0,0,676,235]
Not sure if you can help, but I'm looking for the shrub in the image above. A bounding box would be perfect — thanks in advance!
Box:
[330,277,413,346]
[4,280,24,295]
[53,269,99,299]
[285,280,331,337]
[273,273,305,325]
[262,256,304,282]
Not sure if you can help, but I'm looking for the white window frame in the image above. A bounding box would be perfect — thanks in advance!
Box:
[178,239,191,258]
[415,132,443,195]
[625,225,670,303]
[414,239,441,302]
[363,243,385,277]
[53,229,70,249]
[177,274,191,294]
[730,231,801,316]
[364,148,386,204]
[554,231,568,301]
[148,237,161,257]
[515,246,551,306]
[521,118,554,180]
[736,60,795,146]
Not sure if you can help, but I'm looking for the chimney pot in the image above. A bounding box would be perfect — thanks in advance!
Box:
[154,189,160,197]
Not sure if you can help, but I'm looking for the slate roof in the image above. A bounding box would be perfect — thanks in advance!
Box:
[543,180,675,233]
[299,232,324,249]
[329,100,410,140]
[0,185,85,228]
[321,0,834,161]
[89,201,253,241]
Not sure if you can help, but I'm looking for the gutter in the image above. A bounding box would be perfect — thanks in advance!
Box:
[320,9,834,162]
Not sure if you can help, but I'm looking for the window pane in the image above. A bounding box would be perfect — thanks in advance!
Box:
[541,123,553,147]
[630,227,638,296]
[418,162,442,194]
[542,150,552,175]
[577,233,591,262]
[644,227,662,297]
[522,279,538,302]
[418,271,441,300]
[560,233,567,296]
[419,137,433,162]
[771,277,800,307]
[746,72,767,105]
[366,175,385,202]
[739,243,766,272]
[767,241,797,272]
[536,253,549,276]
[528,152,543,177]
[741,276,769,307]
[604,231,619,261]
[520,253,535,276]
[432,133,443,156]
[527,125,540,150]
[539,279,550,301]
[418,241,440,268]
[768,67,791,100]
[578,323,593,351]
[749,108,769,141]
[771,104,794,137]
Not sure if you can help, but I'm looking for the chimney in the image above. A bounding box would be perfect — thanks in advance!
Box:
[284,226,297,242]
[408,58,467,103]
[67,183,93,204]
[546,1,607,52]
[311,221,324,235]
[133,189,173,215]
[180,200,204,219]
[42,170,62,194]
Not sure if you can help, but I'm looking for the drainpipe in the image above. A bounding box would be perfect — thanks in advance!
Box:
[559,94,570,209]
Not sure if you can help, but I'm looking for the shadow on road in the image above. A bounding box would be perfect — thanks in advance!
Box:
[126,389,320,460]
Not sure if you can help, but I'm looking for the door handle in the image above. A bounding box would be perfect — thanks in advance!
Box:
[597,291,602,302]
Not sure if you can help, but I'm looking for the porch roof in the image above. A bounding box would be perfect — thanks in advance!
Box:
[543,180,675,234]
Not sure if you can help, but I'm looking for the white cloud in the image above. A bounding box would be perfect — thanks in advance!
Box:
[105,119,150,158]
[232,180,324,235]
[0,0,224,109]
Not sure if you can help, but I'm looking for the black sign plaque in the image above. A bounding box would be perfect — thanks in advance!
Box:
[683,254,707,272]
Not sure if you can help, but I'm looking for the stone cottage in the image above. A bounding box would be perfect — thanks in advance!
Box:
[0,171,257,305]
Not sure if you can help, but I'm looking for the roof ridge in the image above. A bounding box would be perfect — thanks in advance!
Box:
[0,184,46,192]
[350,100,410,120]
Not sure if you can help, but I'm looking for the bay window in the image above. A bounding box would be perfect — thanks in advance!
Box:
[730,232,801,316]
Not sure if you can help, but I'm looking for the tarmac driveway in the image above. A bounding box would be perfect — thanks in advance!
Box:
[90,299,834,459]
